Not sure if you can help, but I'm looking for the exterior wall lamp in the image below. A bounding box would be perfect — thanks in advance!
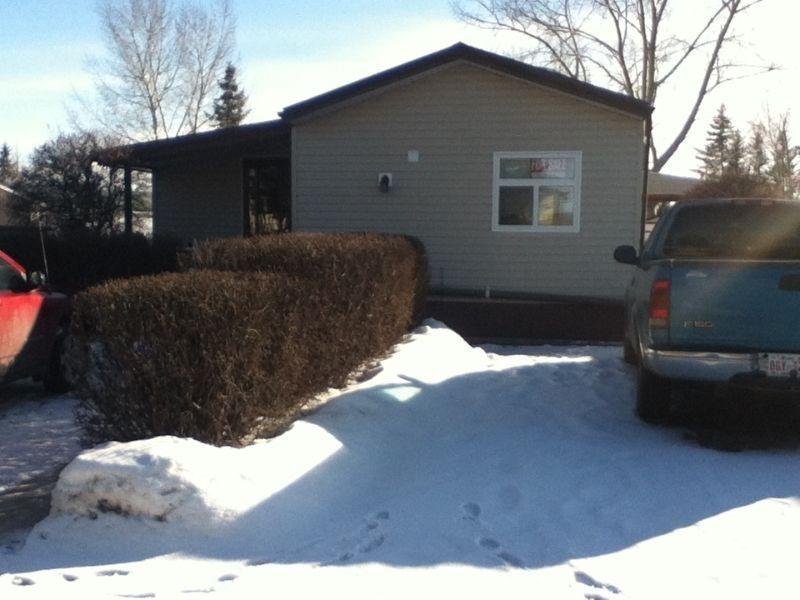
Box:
[378,172,392,193]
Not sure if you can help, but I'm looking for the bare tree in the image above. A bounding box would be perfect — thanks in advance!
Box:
[84,0,235,141]
[757,111,798,199]
[453,0,776,171]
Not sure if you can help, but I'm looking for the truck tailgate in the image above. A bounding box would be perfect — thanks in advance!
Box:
[669,261,800,352]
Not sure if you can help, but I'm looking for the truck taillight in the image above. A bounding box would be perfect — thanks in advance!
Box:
[649,279,670,328]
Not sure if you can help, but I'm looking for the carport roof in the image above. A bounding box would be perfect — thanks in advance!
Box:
[96,119,291,169]
[280,42,654,122]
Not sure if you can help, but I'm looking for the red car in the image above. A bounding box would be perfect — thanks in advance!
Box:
[0,250,71,391]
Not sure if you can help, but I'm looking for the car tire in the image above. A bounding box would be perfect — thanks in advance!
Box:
[636,363,672,424]
[43,329,70,394]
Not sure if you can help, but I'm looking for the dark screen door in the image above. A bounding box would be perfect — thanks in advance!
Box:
[243,158,291,235]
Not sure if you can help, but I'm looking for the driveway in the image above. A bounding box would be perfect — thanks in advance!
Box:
[0,382,82,553]
[2,322,800,599]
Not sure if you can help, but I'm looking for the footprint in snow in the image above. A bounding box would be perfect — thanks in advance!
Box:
[473,535,525,569]
[331,510,390,563]
[574,570,621,597]
[496,551,525,568]
[63,573,78,582]
[358,533,385,553]
[461,502,481,521]
[218,574,238,582]
[246,557,273,567]
[97,569,130,577]
[462,504,525,569]
[478,537,500,550]
[12,576,35,586]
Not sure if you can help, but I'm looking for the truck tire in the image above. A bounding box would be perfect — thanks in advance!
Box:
[636,364,672,423]
[43,329,70,394]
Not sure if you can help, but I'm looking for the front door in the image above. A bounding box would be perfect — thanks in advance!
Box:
[243,158,291,235]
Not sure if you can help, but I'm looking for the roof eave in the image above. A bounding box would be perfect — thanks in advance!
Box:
[95,119,291,169]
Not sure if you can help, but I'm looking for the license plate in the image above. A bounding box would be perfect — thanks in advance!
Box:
[759,353,800,378]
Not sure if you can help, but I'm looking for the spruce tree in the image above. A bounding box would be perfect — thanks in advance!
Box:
[768,118,798,199]
[209,63,249,129]
[727,129,745,177]
[747,127,768,179]
[696,105,733,180]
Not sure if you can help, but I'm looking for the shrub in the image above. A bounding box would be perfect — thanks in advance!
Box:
[70,233,428,445]
[0,229,182,293]
[183,233,429,344]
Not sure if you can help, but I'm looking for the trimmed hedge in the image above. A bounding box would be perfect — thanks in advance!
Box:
[70,233,428,445]
[184,233,427,313]
[184,233,429,349]
[0,229,182,293]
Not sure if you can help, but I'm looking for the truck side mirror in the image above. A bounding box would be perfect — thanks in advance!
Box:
[613,245,638,265]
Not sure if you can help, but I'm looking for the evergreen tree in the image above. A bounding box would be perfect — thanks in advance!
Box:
[727,129,745,177]
[747,127,769,179]
[0,143,18,182]
[696,105,733,180]
[768,117,798,199]
[209,63,249,129]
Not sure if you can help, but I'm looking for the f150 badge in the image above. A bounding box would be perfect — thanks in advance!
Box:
[684,320,714,329]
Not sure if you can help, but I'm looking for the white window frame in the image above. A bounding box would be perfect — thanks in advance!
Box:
[492,151,582,233]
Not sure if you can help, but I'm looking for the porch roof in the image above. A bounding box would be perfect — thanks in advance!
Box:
[95,119,291,170]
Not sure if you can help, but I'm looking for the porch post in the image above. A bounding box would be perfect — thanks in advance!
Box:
[124,165,133,235]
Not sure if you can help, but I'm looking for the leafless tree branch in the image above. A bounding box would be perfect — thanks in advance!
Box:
[453,0,774,172]
[79,0,235,141]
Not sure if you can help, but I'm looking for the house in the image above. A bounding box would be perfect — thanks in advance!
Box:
[104,43,652,301]
[646,171,699,218]
[0,183,17,226]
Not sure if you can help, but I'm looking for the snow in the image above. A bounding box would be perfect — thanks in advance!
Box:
[0,390,82,494]
[3,320,800,599]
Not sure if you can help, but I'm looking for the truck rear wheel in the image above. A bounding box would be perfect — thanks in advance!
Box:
[636,364,672,423]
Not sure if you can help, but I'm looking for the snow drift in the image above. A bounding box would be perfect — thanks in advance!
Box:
[51,426,344,531]
[48,321,483,532]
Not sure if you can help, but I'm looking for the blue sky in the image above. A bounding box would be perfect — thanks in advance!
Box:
[1,0,797,176]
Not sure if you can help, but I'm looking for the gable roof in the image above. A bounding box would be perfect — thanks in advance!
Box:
[280,42,653,122]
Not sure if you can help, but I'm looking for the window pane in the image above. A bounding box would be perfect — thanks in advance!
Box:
[0,259,19,290]
[538,186,574,226]
[531,157,575,179]
[499,159,531,179]
[498,187,533,225]
[662,203,800,259]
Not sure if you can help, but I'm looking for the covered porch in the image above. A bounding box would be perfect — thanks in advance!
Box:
[97,120,291,240]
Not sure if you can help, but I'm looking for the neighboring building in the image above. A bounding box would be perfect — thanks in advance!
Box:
[646,171,699,218]
[104,43,652,301]
[0,183,17,226]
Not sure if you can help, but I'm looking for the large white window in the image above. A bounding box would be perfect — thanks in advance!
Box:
[492,151,582,233]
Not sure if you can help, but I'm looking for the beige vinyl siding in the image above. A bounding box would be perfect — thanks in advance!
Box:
[153,155,242,240]
[292,61,645,300]
[0,190,11,226]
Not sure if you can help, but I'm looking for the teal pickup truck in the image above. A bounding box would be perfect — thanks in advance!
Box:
[614,198,800,422]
